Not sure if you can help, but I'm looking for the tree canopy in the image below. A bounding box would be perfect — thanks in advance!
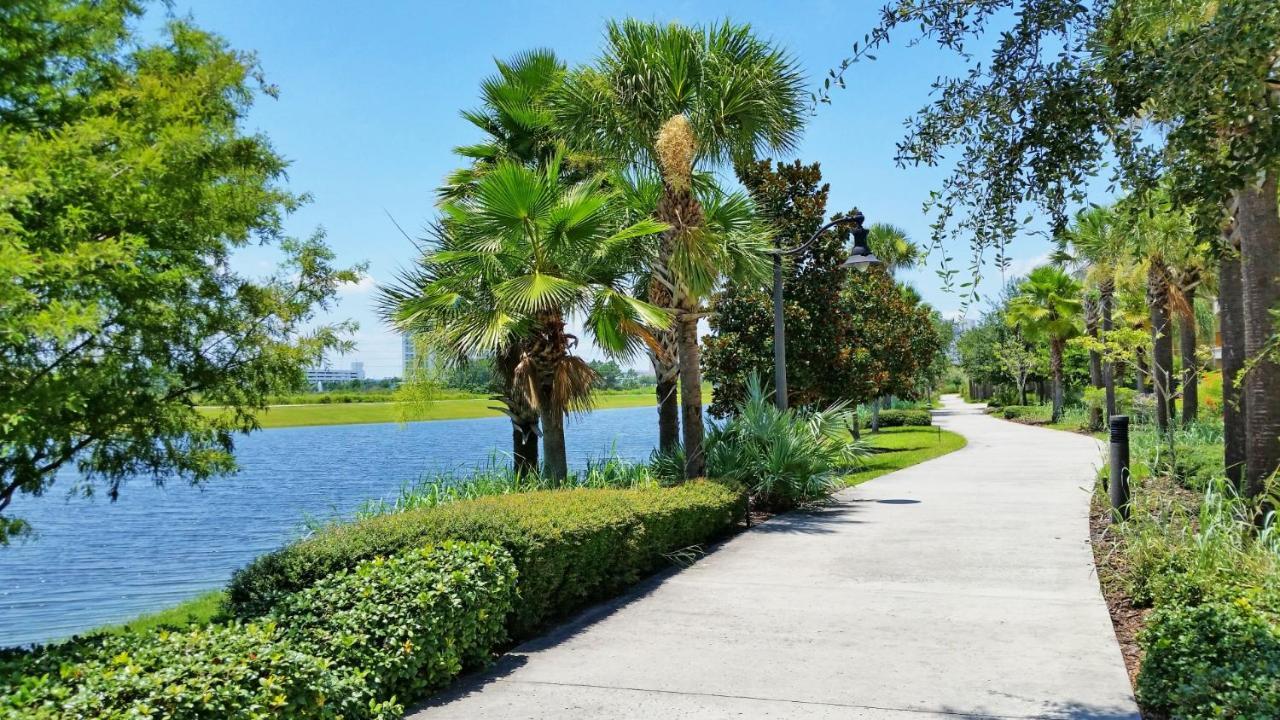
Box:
[0,3,358,543]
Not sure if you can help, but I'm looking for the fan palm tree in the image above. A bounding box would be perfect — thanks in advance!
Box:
[1064,205,1125,419]
[437,49,582,204]
[553,19,806,478]
[1005,266,1083,423]
[867,223,921,274]
[381,159,667,479]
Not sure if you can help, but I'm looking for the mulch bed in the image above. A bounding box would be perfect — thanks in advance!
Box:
[1089,492,1150,693]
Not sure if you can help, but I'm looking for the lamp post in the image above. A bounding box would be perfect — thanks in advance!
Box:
[768,209,880,411]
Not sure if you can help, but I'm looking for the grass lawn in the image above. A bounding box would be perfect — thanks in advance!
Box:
[843,425,967,487]
[206,385,710,429]
[93,591,226,637]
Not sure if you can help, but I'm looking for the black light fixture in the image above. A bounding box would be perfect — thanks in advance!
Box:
[767,208,883,410]
[840,209,881,272]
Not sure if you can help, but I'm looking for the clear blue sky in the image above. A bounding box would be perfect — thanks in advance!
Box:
[149,0,1076,377]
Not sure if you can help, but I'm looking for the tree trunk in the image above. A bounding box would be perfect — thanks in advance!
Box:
[1050,339,1064,422]
[512,418,539,477]
[1100,278,1116,418]
[676,309,705,478]
[650,344,680,453]
[1019,382,1027,406]
[1135,346,1148,393]
[1148,259,1174,433]
[1220,221,1247,490]
[495,341,540,476]
[538,404,567,481]
[1236,173,1280,501]
[1177,283,1198,427]
[1085,295,1103,388]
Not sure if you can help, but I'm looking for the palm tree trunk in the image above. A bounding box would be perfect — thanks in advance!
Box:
[1085,294,1104,429]
[1148,259,1174,433]
[1220,223,1247,490]
[649,339,680,452]
[1085,296,1103,388]
[495,341,540,476]
[676,307,705,477]
[655,174,707,479]
[1236,172,1280,501]
[1135,346,1148,393]
[538,404,567,481]
[1177,283,1198,427]
[1050,339,1064,423]
[1100,278,1117,418]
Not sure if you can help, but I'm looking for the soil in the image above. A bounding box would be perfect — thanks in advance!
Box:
[1089,491,1150,694]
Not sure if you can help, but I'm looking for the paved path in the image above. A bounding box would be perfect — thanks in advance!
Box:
[410,396,1140,719]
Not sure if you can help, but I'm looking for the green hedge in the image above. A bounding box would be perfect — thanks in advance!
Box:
[875,409,931,427]
[1,542,515,720]
[999,404,1050,421]
[1137,596,1280,717]
[228,481,746,638]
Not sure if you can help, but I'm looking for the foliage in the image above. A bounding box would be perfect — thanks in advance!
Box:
[272,542,515,710]
[706,160,943,416]
[0,3,359,544]
[227,482,745,637]
[872,409,932,428]
[0,542,514,720]
[1137,596,1280,717]
[701,376,867,511]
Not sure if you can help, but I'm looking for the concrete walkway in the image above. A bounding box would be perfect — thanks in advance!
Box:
[410,396,1140,719]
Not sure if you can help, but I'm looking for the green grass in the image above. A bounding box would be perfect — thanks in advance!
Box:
[205,385,708,429]
[92,591,226,637]
[843,425,967,487]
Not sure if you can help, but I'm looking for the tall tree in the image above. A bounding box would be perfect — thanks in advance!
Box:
[1005,267,1083,422]
[381,159,667,479]
[0,4,358,544]
[1065,205,1126,418]
[555,19,805,478]
[704,160,867,414]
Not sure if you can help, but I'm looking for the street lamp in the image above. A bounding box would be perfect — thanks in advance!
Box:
[768,209,880,411]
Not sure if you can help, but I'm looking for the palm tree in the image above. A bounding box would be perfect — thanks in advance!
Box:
[867,223,921,273]
[382,159,667,479]
[554,19,806,478]
[1005,266,1082,423]
[1064,205,1124,420]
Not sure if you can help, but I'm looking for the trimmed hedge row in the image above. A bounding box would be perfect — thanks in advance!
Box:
[875,409,931,427]
[1,542,515,720]
[228,481,746,639]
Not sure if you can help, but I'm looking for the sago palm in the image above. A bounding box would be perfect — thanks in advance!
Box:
[1005,266,1082,423]
[382,158,667,479]
[554,19,806,478]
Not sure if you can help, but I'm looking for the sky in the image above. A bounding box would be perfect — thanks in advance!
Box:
[146,0,1075,378]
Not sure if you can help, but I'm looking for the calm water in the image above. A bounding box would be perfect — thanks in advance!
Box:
[0,406,661,647]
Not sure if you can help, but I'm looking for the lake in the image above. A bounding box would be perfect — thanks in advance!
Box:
[0,406,662,647]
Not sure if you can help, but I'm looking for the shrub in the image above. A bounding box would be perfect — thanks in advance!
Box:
[1137,597,1280,717]
[228,482,745,638]
[875,408,932,427]
[1,542,514,720]
[276,542,515,707]
[999,404,1051,421]
[0,621,387,720]
[704,375,867,510]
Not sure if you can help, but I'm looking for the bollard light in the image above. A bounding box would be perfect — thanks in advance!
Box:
[1109,415,1131,521]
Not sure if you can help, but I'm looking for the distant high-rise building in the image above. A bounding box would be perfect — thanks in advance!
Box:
[304,362,365,390]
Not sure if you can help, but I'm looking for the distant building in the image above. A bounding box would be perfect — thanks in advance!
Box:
[402,334,417,379]
[304,362,364,390]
